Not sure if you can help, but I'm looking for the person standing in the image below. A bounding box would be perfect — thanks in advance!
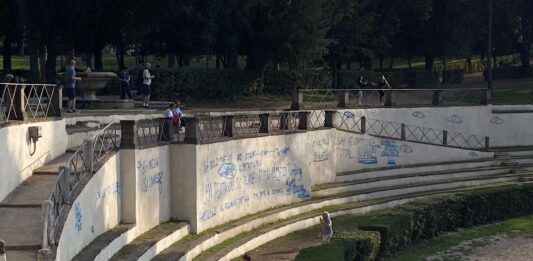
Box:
[118,66,133,100]
[319,211,333,242]
[357,75,368,106]
[65,60,82,113]
[142,62,155,108]
[0,239,6,261]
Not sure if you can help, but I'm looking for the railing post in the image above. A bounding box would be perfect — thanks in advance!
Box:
[298,111,309,130]
[360,116,366,133]
[481,89,491,105]
[259,113,271,133]
[291,90,304,110]
[160,118,175,142]
[324,110,336,128]
[443,130,448,145]
[6,84,28,120]
[184,117,201,144]
[82,138,95,172]
[223,116,234,137]
[384,90,392,107]
[280,112,289,130]
[49,84,63,117]
[485,136,490,151]
[432,90,441,106]
[120,120,139,149]
[337,90,349,108]
[38,200,53,261]
[401,124,406,140]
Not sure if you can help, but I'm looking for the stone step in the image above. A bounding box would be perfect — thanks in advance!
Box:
[33,152,74,175]
[109,222,189,261]
[315,169,511,197]
[0,207,42,249]
[72,224,135,261]
[335,159,501,183]
[3,250,37,261]
[152,175,522,261]
[201,181,532,261]
[0,175,58,206]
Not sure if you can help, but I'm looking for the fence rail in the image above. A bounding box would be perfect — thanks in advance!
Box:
[1,83,61,123]
[42,121,120,252]
[293,88,489,109]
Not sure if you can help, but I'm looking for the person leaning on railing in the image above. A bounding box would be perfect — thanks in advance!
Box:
[164,102,183,132]
[375,74,392,106]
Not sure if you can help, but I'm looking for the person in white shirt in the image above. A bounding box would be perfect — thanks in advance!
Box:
[142,62,155,108]
[164,103,181,130]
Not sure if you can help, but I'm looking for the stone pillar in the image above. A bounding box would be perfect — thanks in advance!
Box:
[160,118,175,142]
[259,113,271,133]
[223,116,234,137]
[120,120,139,149]
[324,110,337,128]
[443,130,448,145]
[384,90,393,107]
[298,111,310,130]
[485,137,490,151]
[432,90,441,106]
[48,84,63,117]
[360,116,366,133]
[291,90,304,110]
[401,123,406,140]
[6,84,28,121]
[337,90,349,108]
[184,117,201,144]
[82,139,95,173]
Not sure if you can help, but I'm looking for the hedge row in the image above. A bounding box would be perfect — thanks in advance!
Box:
[483,66,533,80]
[296,231,380,261]
[295,184,533,260]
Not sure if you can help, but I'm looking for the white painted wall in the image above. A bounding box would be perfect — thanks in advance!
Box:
[335,131,493,173]
[55,153,121,261]
[336,104,533,148]
[134,146,172,233]
[193,130,336,232]
[0,119,67,201]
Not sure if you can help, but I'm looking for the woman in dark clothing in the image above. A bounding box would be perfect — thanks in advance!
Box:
[118,66,133,100]
[356,75,368,106]
[377,74,392,106]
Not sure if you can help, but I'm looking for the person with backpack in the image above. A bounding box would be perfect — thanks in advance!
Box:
[118,66,133,100]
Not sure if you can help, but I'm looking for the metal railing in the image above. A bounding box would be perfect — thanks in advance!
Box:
[294,88,489,109]
[334,111,489,150]
[137,118,174,146]
[1,83,61,123]
[41,121,120,251]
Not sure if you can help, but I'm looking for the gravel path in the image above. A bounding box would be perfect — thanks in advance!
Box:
[427,235,533,261]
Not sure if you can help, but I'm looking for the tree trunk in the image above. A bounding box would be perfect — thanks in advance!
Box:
[346,60,352,70]
[424,55,434,71]
[168,51,176,68]
[29,44,40,83]
[216,55,221,69]
[442,56,447,84]
[3,34,13,72]
[379,56,384,70]
[115,47,125,70]
[518,46,531,76]
[407,55,412,69]
[389,57,394,69]
[94,49,103,71]
[45,45,57,83]
[466,56,472,74]
[331,59,338,89]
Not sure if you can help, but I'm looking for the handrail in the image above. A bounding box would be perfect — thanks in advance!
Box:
[300,87,488,92]
[1,83,62,123]
[40,121,120,253]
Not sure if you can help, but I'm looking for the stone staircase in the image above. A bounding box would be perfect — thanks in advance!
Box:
[68,148,533,261]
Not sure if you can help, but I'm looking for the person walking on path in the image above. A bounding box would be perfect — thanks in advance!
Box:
[357,75,369,106]
[142,62,155,108]
[118,66,133,99]
[65,60,82,113]
[319,211,333,242]
[376,74,392,106]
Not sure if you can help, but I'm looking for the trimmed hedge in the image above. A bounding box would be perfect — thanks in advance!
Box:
[295,184,533,260]
[443,69,464,84]
[485,66,533,80]
[296,230,380,261]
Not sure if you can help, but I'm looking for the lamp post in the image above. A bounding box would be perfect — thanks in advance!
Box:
[486,0,493,104]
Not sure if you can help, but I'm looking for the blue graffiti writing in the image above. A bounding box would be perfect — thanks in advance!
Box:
[381,140,399,165]
[412,111,426,118]
[137,159,160,175]
[285,179,310,198]
[336,148,355,159]
[141,172,163,194]
[243,173,256,185]
[74,202,82,232]
[314,152,329,162]
[357,139,380,164]
[96,182,121,202]
[203,154,233,174]
[204,181,237,203]
[271,188,284,194]
[239,160,262,172]
[199,209,217,222]
[336,137,365,147]
[490,116,504,125]
[399,144,413,153]
[343,111,356,119]
[219,163,237,179]
[447,115,463,124]
[224,195,250,210]
[313,139,330,162]
[468,151,479,157]
[90,225,95,234]
[277,147,290,157]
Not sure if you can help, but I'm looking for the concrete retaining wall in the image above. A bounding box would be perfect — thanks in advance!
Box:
[0,119,67,201]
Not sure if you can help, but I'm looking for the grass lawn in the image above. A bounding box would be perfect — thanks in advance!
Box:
[391,215,533,261]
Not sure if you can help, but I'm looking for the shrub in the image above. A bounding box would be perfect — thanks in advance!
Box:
[404,70,439,88]
[485,65,533,80]
[295,230,380,261]
[443,69,464,84]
